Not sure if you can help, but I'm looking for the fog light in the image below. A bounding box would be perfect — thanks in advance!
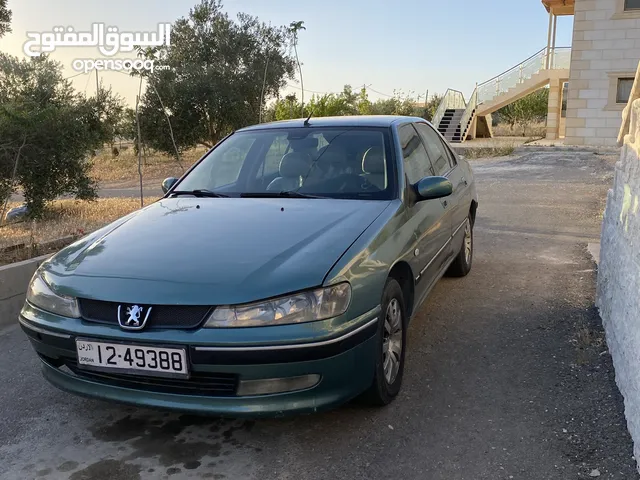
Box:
[236,374,321,396]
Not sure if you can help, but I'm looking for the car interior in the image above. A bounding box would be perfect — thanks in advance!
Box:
[264,131,389,194]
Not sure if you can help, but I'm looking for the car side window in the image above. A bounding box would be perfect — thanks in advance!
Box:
[414,123,456,176]
[398,124,434,184]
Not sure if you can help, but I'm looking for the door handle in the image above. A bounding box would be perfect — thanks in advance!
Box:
[442,200,448,208]
[461,176,468,186]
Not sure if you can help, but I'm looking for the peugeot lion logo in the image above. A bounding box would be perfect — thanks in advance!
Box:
[117,304,152,330]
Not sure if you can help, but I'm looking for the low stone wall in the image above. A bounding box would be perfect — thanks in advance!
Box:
[0,254,51,327]
[597,61,640,472]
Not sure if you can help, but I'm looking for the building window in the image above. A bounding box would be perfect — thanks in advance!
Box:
[625,0,640,9]
[617,78,634,104]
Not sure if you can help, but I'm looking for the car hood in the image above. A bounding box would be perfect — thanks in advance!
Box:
[43,197,391,305]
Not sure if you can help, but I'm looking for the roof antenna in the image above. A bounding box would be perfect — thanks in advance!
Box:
[303,110,313,126]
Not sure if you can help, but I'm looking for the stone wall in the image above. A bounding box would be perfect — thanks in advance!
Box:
[565,0,640,146]
[0,254,51,327]
[596,61,640,471]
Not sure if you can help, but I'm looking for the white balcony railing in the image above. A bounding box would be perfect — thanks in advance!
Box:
[432,46,571,141]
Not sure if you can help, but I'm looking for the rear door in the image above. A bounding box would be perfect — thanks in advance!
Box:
[414,122,469,246]
[397,124,452,299]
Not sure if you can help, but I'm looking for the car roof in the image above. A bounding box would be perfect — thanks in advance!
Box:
[236,115,432,132]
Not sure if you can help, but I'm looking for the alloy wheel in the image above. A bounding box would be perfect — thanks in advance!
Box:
[382,298,403,384]
[464,221,472,265]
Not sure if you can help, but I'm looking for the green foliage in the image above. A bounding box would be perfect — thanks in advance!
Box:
[119,108,138,142]
[0,0,11,38]
[368,92,416,117]
[0,54,120,216]
[95,84,126,147]
[494,88,549,136]
[422,93,443,122]
[266,86,436,121]
[137,0,297,155]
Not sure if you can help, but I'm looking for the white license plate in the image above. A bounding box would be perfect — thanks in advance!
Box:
[76,339,189,378]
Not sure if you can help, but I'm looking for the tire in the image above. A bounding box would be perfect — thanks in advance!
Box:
[362,278,407,406]
[446,215,473,277]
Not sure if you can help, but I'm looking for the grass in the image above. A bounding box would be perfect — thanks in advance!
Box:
[492,121,546,138]
[0,198,145,266]
[1,144,208,266]
[89,144,207,184]
[464,144,518,159]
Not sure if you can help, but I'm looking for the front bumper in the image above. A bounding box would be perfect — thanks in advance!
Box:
[19,305,380,417]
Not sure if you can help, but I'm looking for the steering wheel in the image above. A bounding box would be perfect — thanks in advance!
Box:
[323,174,379,193]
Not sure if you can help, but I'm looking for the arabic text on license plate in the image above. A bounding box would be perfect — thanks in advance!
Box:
[76,340,188,377]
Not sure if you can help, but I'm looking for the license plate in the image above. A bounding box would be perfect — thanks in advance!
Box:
[75,339,189,378]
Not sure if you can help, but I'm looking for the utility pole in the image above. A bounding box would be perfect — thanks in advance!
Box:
[259,56,270,124]
[135,95,144,208]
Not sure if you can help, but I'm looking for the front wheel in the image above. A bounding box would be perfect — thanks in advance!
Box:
[446,215,473,277]
[362,278,407,406]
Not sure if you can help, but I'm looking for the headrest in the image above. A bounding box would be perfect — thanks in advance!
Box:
[316,146,347,165]
[279,152,312,178]
[291,137,318,151]
[362,147,386,174]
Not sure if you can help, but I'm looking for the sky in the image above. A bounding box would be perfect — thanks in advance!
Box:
[0,0,574,106]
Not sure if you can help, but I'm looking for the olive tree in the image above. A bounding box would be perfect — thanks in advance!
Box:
[137,0,297,155]
[0,54,122,216]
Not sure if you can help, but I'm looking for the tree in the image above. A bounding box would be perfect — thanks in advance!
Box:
[265,85,439,122]
[137,0,297,156]
[369,90,421,117]
[0,0,11,38]
[422,93,443,122]
[95,83,126,148]
[495,88,549,136]
[0,54,118,216]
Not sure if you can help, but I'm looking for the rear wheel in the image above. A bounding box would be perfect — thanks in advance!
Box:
[362,278,407,406]
[446,215,473,277]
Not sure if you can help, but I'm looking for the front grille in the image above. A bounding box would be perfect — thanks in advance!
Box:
[78,299,211,330]
[63,359,238,396]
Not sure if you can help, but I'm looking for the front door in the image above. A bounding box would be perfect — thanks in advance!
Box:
[397,124,452,302]
[415,122,469,251]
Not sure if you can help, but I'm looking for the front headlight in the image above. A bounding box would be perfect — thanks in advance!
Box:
[204,283,352,328]
[26,272,81,318]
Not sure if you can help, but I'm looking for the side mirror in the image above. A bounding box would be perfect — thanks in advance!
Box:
[161,177,178,194]
[415,176,453,201]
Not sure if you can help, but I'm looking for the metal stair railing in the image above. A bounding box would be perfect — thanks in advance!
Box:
[432,46,571,142]
[459,87,478,141]
[431,89,466,132]
[476,46,571,105]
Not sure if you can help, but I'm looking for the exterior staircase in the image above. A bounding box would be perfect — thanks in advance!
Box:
[437,107,478,143]
[438,109,464,142]
[432,46,571,143]
[475,69,568,117]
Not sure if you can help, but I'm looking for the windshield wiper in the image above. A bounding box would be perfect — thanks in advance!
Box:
[169,189,228,198]
[240,191,326,199]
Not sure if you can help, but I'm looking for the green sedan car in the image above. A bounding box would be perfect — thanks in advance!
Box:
[20,115,477,416]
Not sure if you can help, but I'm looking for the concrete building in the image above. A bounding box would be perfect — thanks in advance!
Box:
[564,0,640,146]
[432,0,640,146]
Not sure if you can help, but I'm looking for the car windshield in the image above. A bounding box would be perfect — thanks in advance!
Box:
[173,127,395,200]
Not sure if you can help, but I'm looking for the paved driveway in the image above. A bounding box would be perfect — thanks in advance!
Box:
[0,148,636,480]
